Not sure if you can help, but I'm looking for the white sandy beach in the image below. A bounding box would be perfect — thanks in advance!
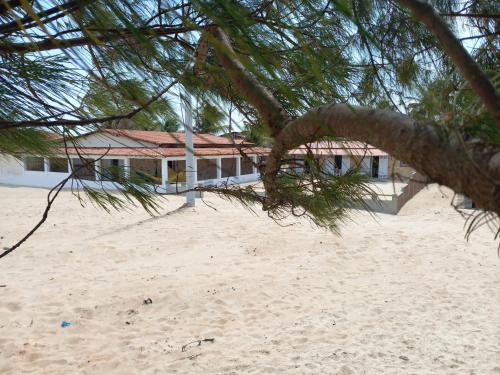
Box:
[0,184,499,374]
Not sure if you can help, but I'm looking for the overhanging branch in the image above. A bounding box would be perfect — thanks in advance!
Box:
[270,104,500,215]
[203,22,500,218]
[0,26,196,54]
[397,0,500,128]
[0,78,180,130]
[207,26,290,136]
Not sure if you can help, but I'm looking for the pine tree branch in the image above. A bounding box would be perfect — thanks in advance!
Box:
[0,143,115,260]
[459,31,500,42]
[0,0,22,16]
[0,26,195,54]
[0,0,93,35]
[0,78,180,129]
[204,27,500,216]
[439,12,500,20]
[271,104,500,215]
[397,0,500,128]
[207,26,290,137]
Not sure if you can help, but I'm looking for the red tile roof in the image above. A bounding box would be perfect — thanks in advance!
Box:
[103,129,246,146]
[289,141,388,157]
[58,146,270,158]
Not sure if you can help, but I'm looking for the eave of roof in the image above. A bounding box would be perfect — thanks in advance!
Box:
[57,146,270,158]
[289,141,388,157]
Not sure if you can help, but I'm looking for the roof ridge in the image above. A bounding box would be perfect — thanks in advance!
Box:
[103,128,226,137]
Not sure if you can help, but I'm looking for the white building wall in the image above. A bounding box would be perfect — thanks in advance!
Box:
[378,156,389,179]
[0,154,167,192]
[0,155,24,177]
[360,156,372,176]
[0,154,70,188]
[322,157,336,175]
[0,152,264,193]
[216,157,222,179]
[341,156,350,174]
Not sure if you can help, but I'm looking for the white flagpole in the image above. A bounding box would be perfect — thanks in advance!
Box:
[182,92,196,207]
[181,23,195,207]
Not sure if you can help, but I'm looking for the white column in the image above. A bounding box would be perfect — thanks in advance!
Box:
[94,159,101,181]
[216,157,222,180]
[123,158,130,178]
[236,156,241,177]
[161,158,169,188]
[43,158,49,173]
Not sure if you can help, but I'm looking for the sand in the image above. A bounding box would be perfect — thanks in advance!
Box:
[0,184,498,374]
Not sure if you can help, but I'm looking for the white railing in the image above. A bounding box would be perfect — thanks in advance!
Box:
[395,172,427,213]
[357,172,427,214]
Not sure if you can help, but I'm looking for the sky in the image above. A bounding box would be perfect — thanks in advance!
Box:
[4,0,491,135]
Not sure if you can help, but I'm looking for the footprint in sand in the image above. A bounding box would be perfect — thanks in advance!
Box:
[3,302,21,312]
[73,307,94,320]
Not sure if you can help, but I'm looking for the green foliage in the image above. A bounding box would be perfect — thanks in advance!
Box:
[194,102,226,134]
[0,54,81,123]
[81,79,180,131]
[240,120,273,146]
[0,129,56,156]
[267,166,376,232]
[77,164,162,215]
[0,0,498,235]
[410,74,500,143]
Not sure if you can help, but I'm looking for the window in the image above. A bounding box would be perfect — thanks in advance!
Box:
[72,158,96,181]
[24,157,44,171]
[130,159,162,184]
[334,155,342,170]
[221,157,237,177]
[49,158,68,173]
[100,159,125,181]
[168,160,186,183]
[241,156,254,175]
[197,158,217,181]
[371,156,379,178]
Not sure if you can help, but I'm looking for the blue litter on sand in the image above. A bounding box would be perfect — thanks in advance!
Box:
[61,321,71,328]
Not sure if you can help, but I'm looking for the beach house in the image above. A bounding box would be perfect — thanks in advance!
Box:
[0,129,416,193]
[0,129,269,192]
[288,141,414,180]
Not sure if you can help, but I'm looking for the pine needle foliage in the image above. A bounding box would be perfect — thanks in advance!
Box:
[0,0,499,242]
[265,160,377,232]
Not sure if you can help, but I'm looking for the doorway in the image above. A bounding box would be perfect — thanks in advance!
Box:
[371,156,379,178]
[334,155,342,175]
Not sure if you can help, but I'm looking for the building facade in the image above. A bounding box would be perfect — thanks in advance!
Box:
[0,129,269,192]
[0,131,416,192]
[288,141,392,179]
